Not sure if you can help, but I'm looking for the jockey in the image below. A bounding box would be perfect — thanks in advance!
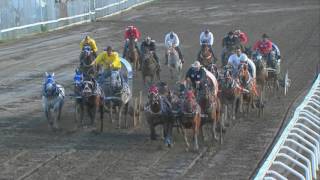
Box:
[185,61,206,90]
[221,31,241,62]
[199,29,214,53]
[253,33,273,67]
[80,35,98,57]
[227,46,249,78]
[140,36,160,70]
[234,30,248,45]
[91,46,122,84]
[165,31,184,65]
[122,25,141,58]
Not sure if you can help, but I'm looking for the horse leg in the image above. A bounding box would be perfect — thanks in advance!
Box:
[57,100,64,121]
[110,102,114,124]
[124,103,129,128]
[150,122,157,140]
[45,108,53,130]
[239,94,244,114]
[53,107,60,130]
[212,112,218,141]
[193,113,200,151]
[164,120,173,148]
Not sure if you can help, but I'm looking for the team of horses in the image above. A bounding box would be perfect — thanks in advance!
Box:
[41,38,282,152]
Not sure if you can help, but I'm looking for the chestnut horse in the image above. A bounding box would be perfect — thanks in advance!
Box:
[176,89,202,151]
[125,37,140,72]
[253,55,267,116]
[197,80,222,142]
[238,63,256,116]
[219,67,241,123]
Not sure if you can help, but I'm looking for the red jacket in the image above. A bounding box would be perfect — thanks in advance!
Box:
[125,26,141,40]
[253,40,272,55]
[238,32,248,45]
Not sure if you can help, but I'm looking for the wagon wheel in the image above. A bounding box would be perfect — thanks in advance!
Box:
[284,70,290,96]
[133,91,143,127]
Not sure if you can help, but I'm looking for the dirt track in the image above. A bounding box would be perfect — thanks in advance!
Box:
[0,0,319,179]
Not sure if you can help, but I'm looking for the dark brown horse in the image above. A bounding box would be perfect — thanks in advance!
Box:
[197,81,222,142]
[74,77,104,132]
[198,44,217,68]
[141,48,160,85]
[125,37,140,72]
[145,85,173,147]
[79,46,96,76]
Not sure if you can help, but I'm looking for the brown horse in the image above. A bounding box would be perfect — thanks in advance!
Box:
[79,46,96,76]
[219,67,242,123]
[238,63,256,116]
[125,37,140,72]
[177,90,202,151]
[198,44,217,68]
[145,85,173,147]
[141,48,160,85]
[74,78,104,132]
[197,81,222,142]
[254,56,267,116]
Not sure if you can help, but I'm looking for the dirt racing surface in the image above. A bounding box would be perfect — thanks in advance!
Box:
[0,0,319,179]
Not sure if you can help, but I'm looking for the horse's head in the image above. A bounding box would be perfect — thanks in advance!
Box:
[110,70,122,90]
[81,45,94,65]
[43,72,57,97]
[222,66,235,88]
[148,85,160,106]
[81,80,95,97]
[167,43,177,56]
[183,90,197,113]
[253,52,265,70]
[238,63,250,86]
[73,69,84,95]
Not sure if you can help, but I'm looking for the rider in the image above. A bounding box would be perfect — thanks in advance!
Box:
[234,29,248,46]
[80,35,98,58]
[253,33,273,68]
[122,25,141,58]
[221,31,241,63]
[199,29,214,53]
[140,36,160,70]
[91,46,122,84]
[227,46,249,78]
[185,61,206,90]
[164,31,184,65]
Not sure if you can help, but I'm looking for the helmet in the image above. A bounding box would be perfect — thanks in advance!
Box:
[128,25,134,30]
[204,29,209,34]
[228,31,234,36]
[262,33,269,38]
[169,32,174,38]
[240,55,247,63]
[148,85,158,94]
[146,36,151,44]
[234,30,241,34]
[192,61,201,68]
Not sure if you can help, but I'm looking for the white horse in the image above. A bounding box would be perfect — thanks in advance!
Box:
[42,72,65,131]
[167,44,182,81]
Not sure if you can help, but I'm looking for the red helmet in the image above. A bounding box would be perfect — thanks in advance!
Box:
[148,85,158,94]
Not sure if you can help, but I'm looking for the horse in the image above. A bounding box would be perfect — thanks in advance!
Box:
[198,44,217,69]
[102,70,132,128]
[175,88,202,151]
[141,48,160,85]
[42,72,65,131]
[144,85,173,147]
[253,54,267,116]
[79,45,96,76]
[125,37,140,72]
[219,67,241,123]
[73,71,104,132]
[238,63,256,116]
[167,44,182,81]
[196,80,222,142]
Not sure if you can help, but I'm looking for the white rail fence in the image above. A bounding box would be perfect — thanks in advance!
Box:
[255,73,320,180]
[0,0,155,41]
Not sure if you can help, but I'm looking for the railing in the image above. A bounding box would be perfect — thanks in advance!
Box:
[254,73,320,180]
[0,0,155,41]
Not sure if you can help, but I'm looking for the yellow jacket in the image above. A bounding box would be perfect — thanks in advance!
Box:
[80,36,98,53]
[94,51,122,70]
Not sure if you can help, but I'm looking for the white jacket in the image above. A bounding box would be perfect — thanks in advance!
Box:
[165,32,180,48]
[228,53,248,77]
[200,31,214,46]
